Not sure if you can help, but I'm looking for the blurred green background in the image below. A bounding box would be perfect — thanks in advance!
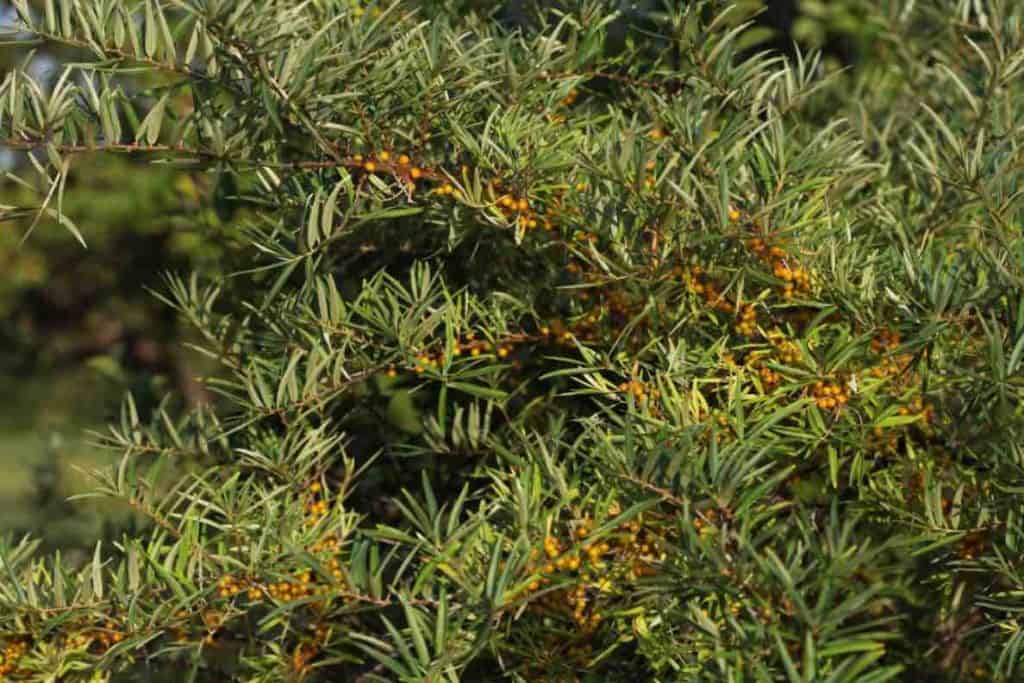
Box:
[0,150,230,556]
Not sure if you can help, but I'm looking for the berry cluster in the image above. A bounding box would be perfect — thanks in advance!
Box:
[207,488,347,615]
[559,88,580,108]
[93,622,126,651]
[867,328,911,381]
[355,147,582,240]
[349,2,382,19]
[547,88,581,125]
[747,353,781,390]
[354,150,429,194]
[642,159,658,190]
[811,380,850,411]
[617,379,661,405]
[216,573,250,599]
[871,328,901,353]
[215,563,344,607]
[265,568,330,603]
[0,639,27,677]
[735,303,758,337]
[391,295,668,383]
[958,531,988,561]
[770,334,802,365]
[745,233,813,300]
[898,397,935,424]
[515,515,665,634]
[54,621,127,656]
[692,508,730,538]
[564,279,650,347]
[771,262,811,300]
[403,330,521,376]
[492,186,543,232]
[292,629,328,675]
[304,481,329,525]
[738,330,803,392]
[869,353,912,379]
[702,411,737,445]
[682,265,735,314]
[187,539,344,671]
[432,181,457,198]
[201,610,224,645]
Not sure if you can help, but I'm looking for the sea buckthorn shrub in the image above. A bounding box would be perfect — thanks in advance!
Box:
[1,1,1023,681]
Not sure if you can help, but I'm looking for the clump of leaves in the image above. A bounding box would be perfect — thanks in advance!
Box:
[1,1,1023,682]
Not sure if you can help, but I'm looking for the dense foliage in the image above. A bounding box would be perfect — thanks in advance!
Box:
[2,1,1024,681]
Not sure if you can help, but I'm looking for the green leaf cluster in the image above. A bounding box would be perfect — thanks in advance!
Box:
[1,1,1023,681]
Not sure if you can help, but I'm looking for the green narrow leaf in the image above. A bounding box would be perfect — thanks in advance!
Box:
[43,0,56,33]
[59,0,71,36]
[402,598,431,666]
[485,538,502,605]
[184,20,202,65]
[144,0,159,58]
[448,382,507,401]
[775,630,802,683]
[321,179,344,240]
[260,259,300,312]
[155,1,176,62]
[306,194,321,249]
[718,161,730,229]
[135,94,168,145]
[434,589,448,657]
[92,541,104,600]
